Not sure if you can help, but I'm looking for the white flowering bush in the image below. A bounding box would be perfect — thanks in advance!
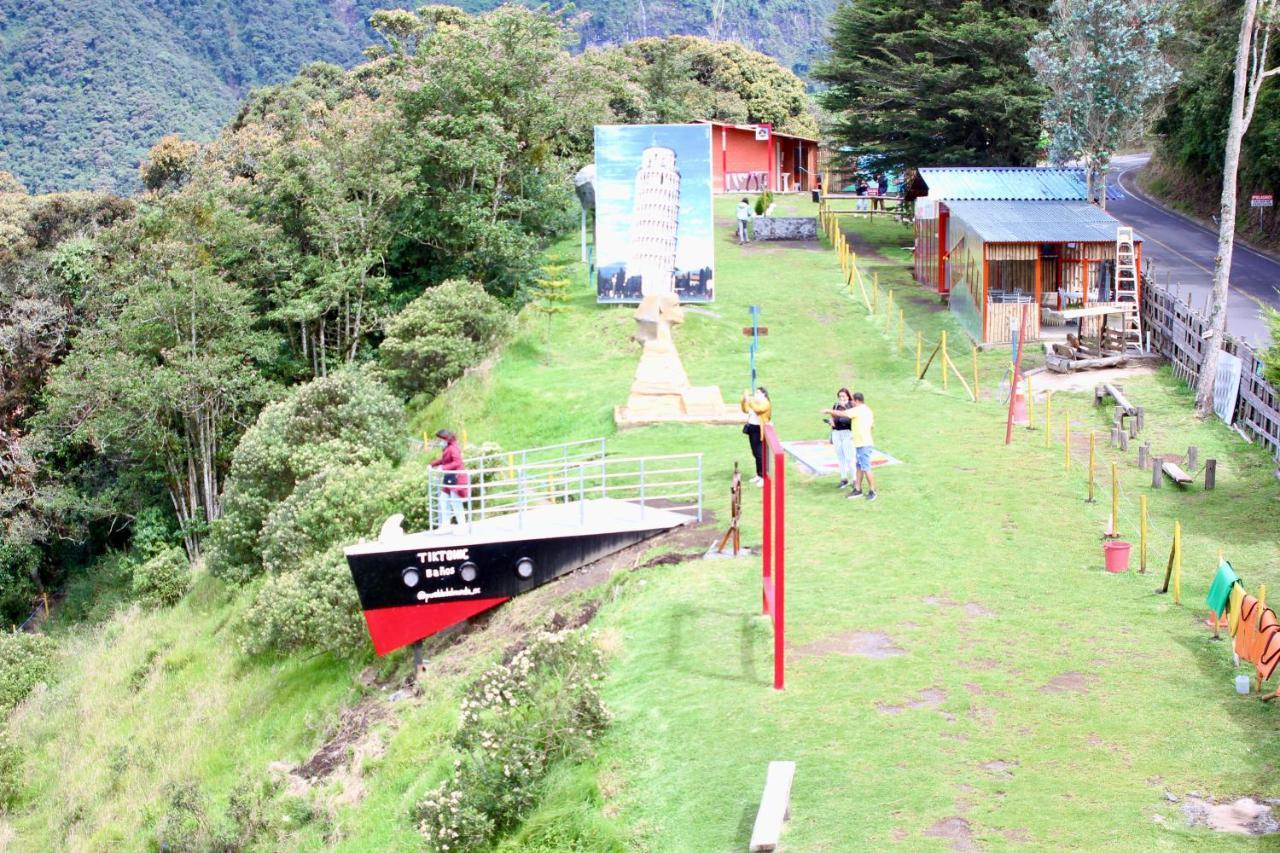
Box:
[414,627,610,850]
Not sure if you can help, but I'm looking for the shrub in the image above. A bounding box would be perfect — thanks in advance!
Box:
[130,505,179,561]
[0,631,57,711]
[207,370,406,582]
[754,189,774,216]
[414,628,610,850]
[0,544,40,626]
[237,546,367,657]
[257,461,430,576]
[131,547,191,608]
[0,727,24,809]
[378,279,512,399]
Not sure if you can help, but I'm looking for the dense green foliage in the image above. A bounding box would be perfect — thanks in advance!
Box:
[0,631,55,711]
[130,547,191,608]
[379,280,513,399]
[208,371,406,582]
[1154,0,1280,246]
[816,0,1048,173]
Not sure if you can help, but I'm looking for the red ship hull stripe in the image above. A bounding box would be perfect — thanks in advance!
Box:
[363,598,509,656]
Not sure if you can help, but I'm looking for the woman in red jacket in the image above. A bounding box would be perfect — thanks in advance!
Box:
[429,429,468,528]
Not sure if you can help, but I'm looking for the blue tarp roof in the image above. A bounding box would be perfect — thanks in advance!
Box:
[919,167,1125,201]
[945,200,1139,243]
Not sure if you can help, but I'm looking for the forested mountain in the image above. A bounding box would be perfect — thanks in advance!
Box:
[0,0,832,194]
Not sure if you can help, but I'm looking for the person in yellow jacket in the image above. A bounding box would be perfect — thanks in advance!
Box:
[741,387,772,486]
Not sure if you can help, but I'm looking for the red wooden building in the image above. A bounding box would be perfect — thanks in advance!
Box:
[698,121,819,194]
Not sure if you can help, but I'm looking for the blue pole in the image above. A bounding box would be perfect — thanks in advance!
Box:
[749,304,761,390]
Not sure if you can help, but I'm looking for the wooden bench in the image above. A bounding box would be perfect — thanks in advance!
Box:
[749,761,796,851]
[1163,462,1194,486]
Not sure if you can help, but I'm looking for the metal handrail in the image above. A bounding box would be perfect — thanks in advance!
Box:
[426,445,703,533]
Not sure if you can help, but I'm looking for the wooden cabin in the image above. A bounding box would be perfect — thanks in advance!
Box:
[940,200,1142,344]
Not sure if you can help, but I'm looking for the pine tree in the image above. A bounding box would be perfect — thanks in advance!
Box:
[816,0,1049,174]
[529,261,573,338]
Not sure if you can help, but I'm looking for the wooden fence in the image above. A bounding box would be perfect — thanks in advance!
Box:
[1140,278,1280,458]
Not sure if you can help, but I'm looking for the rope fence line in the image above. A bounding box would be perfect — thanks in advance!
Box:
[819,202,979,403]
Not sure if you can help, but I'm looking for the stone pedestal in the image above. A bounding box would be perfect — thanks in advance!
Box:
[614,293,741,428]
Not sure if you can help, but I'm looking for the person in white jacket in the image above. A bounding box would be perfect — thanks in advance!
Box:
[736,197,754,244]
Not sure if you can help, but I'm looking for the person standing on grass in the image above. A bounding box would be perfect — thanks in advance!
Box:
[820,388,856,488]
[736,197,754,244]
[741,386,772,486]
[846,392,877,501]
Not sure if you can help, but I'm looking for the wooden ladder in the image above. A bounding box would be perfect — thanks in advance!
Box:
[1115,226,1144,352]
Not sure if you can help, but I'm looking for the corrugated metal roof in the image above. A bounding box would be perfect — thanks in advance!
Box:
[919,167,1124,201]
[945,200,1139,243]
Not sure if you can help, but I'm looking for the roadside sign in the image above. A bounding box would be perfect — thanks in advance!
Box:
[755,125,771,142]
[742,327,770,336]
[1251,194,1274,208]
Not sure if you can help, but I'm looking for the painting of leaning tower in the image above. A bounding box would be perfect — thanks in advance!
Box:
[626,146,680,297]
[594,124,715,304]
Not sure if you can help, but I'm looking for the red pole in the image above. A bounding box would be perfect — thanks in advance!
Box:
[762,449,772,616]
[773,439,785,690]
[1005,302,1028,445]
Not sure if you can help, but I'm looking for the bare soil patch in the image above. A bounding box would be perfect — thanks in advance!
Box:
[1039,672,1094,694]
[922,816,977,851]
[792,630,905,659]
[298,696,389,781]
[1028,365,1157,397]
[922,596,995,618]
[1182,796,1280,835]
[981,760,1017,779]
[877,687,947,715]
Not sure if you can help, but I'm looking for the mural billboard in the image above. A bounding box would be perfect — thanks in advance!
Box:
[594,124,715,303]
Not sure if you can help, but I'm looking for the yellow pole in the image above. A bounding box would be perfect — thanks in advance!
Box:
[898,310,905,352]
[1063,412,1070,471]
[1045,393,1052,448]
[972,347,980,402]
[424,432,430,450]
[940,330,949,390]
[1139,495,1148,572]
[887,289,895,329]
[871,271,879,314]
[916,331,922,377]
[1087,431,1096,502]
[1172,520,1182,605]
[1110,461,1118,535]
[1025,373,1035,427]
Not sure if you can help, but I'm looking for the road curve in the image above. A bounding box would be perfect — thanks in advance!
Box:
[1109,153,1280,347]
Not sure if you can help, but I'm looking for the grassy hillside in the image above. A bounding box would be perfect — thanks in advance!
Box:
[0,0,407,193]
[7,198,1280,848]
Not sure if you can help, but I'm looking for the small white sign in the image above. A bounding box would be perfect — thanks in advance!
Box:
[755,125,771,142]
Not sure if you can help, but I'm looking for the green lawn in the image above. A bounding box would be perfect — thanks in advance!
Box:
[417,197,1280,848]
[8,197,1280,849]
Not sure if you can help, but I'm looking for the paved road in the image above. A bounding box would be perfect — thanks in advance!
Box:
[1109,153,1280,347]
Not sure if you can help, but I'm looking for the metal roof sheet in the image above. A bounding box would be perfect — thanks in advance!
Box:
[945,200,1139,243]
[919,167,1124,201]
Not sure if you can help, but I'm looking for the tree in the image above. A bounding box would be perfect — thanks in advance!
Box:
[139,135,200,194]
[1028,0,1178,208]
[816,0,1049,174]
[1194,0,1280,416]
[37,224,277,558]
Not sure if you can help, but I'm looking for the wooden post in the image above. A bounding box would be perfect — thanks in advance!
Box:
[1110,427,1120,448]
[1138,444,1149,470]
[1064,412,1071,471]
[1139,494,1148,573]
[1110,462,1119,538]
[941,330,949,391]
[1187,445,1198,472]
[1118,431,1129,452]
[1128,418,1137,440]
[972,346,979,402]
[1136,406,1145,431]
[1045,393,1053,448]
[1026,373,1035,427]
[915,331,922,377]
[1205,458,1217,490]
[1152,458,1163,489]
[1172,520,1182,604]
[1087,431,1096,502]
